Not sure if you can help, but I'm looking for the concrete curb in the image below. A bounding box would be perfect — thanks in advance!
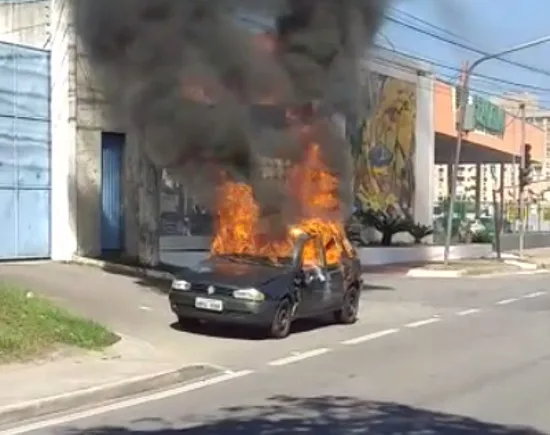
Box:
[406,262,541,278]
[71,255,174,281]
[0,364,220,426]
[406,268,467,278]
[503,260,538,270]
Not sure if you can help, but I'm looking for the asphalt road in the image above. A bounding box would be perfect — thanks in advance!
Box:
[6,273,550,435]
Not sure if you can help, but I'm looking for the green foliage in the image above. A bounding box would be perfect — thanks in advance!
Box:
[471,230,494,244]
[355,207,414,246]
[407,223,434,244]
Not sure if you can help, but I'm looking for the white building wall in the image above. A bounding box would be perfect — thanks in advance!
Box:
[0,0,48,48]
[49,0,76,260]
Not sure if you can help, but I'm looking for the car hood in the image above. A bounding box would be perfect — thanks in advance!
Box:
[174,256,292,288]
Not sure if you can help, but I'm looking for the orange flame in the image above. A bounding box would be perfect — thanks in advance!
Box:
[211,141,345,266]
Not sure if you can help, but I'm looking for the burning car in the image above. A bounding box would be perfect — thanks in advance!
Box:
[169,229,362,338]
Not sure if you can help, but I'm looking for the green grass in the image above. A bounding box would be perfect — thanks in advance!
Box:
[0,282,119,362]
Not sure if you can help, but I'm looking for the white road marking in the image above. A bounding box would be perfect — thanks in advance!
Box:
[138,305,152,311]
[2,370,253,435]
[457,308,481,316]
[341,328,399,345]
[496,298,518,305]
[268,348,331,366]
[523,291,547,298]
[404,317,441,328]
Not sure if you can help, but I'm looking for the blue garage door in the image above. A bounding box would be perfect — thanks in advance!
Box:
[0,43,50,259]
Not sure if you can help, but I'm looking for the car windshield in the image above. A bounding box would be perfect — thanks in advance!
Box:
[218,253,292,267]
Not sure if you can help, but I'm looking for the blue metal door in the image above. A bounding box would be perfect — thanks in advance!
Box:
[0,43,51,259]
[101,132,124,252]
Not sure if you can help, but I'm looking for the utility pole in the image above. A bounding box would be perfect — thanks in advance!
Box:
[443,63,468,264]
[519,102,526,256]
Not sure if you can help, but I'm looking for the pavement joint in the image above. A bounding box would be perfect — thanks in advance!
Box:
[341,328,400,345]
[496,298,519,305]
[456,308,481,316]
[268,348,331,367]
[404,317,441,328]
[523,291,547,298]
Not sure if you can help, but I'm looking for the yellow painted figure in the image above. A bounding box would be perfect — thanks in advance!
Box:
[355,76,416,215]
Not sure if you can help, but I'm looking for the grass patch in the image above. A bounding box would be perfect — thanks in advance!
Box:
[0,282,119,363]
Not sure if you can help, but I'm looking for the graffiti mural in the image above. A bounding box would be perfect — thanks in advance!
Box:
[354,75,417,216]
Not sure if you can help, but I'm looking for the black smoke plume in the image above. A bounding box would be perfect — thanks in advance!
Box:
[73,0,390,234]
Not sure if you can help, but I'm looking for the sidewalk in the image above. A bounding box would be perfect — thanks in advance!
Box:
[0,262,256,426]
[0,262,243,361]
[513,247,550,267]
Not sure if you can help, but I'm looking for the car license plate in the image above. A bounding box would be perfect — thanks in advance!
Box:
[195,297,223,312]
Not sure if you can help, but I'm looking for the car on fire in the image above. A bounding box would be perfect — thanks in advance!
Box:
[168,231,362,338]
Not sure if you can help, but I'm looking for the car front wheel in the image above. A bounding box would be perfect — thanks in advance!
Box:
[269,298,293,339]
[334,285,360,324]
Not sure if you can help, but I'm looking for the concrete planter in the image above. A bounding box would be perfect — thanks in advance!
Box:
[159,236,493,268]
[357,244,493,266]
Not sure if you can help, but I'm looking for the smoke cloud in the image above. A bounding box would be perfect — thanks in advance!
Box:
[73,0,390,232]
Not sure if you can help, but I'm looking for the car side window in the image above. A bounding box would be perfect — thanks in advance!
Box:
[301,238,323,268]
[324,237,340,269]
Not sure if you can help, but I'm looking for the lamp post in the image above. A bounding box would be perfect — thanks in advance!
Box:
[443,35,550,264]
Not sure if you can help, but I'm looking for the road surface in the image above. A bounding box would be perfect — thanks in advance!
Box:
[5,273,550,434]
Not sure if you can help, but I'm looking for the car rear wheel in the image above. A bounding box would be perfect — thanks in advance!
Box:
[334,285,359,324]
[269,298,293,339]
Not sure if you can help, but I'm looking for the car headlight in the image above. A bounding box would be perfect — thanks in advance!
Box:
[233,288,265,302]
[171,279,191,291]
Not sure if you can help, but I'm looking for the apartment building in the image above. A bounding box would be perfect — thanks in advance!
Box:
[434,163,522,206]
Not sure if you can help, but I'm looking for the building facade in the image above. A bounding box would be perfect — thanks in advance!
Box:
[433,81,545,217]
[0,1,436,261]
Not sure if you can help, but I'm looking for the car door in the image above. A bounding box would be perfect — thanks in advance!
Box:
[295,236,331,317]
[324,237,346,309]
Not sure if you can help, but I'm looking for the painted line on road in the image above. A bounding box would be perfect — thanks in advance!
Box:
[341,328,399,345]
[457,308,481,316]
[523,291,547,298]
[2,370,254,435]
[404,317,441,328]
[268,348,331,366]
[496,298,518,305]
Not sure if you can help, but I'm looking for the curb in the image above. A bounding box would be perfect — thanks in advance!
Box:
[71,255,174,281]
[503,260,538,270]
[406,268,467,278]
[0,364,220,427]
[407,263,541,278]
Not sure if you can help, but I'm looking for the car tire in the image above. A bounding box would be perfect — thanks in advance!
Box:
[334,285,360,324]
[269,298,293,339]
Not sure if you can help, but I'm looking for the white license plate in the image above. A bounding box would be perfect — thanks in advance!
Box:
[195,297,223,312]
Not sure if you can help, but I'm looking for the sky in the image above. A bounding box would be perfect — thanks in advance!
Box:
[379,0,550,109]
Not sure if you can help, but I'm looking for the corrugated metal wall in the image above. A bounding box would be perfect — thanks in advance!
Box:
[0,42,50,259]
[100,132,124,251]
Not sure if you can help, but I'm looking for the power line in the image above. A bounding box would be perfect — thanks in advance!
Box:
[387,6,475,45]
[386,16,550,78]
[373,44,550,93]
